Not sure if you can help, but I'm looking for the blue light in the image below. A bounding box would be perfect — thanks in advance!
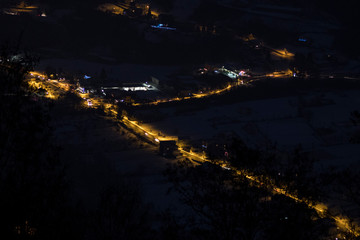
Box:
[298,38,307,42]
[84,75,91,79]
[151,24,176,31]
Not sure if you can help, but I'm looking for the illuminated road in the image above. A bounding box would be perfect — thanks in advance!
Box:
[131,68,295,107]
[132,82,239,106]
[28,72,67,99]
[266,69,293,78]
[270,48,295,59]
[28,71,359,238]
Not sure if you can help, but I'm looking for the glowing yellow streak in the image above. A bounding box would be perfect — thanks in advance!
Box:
[124,118,160,141]
[178,147,206,161]
[271,49,295,59]
[150,10,159,17]
[132,83,237,106]
[123,116,176,142]
[266,69,293,78]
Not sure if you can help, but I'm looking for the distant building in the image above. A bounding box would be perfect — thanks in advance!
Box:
[3,2,46,17]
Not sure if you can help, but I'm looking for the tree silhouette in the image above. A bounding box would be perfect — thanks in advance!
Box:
[0,45,74,239]
[165,159,335,239]
[349,110,360,143]
[93,182,153,240]
[350,110,360,126]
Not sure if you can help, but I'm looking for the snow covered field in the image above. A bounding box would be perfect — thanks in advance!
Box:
[147,90,360,168]
[50,98,180,212]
